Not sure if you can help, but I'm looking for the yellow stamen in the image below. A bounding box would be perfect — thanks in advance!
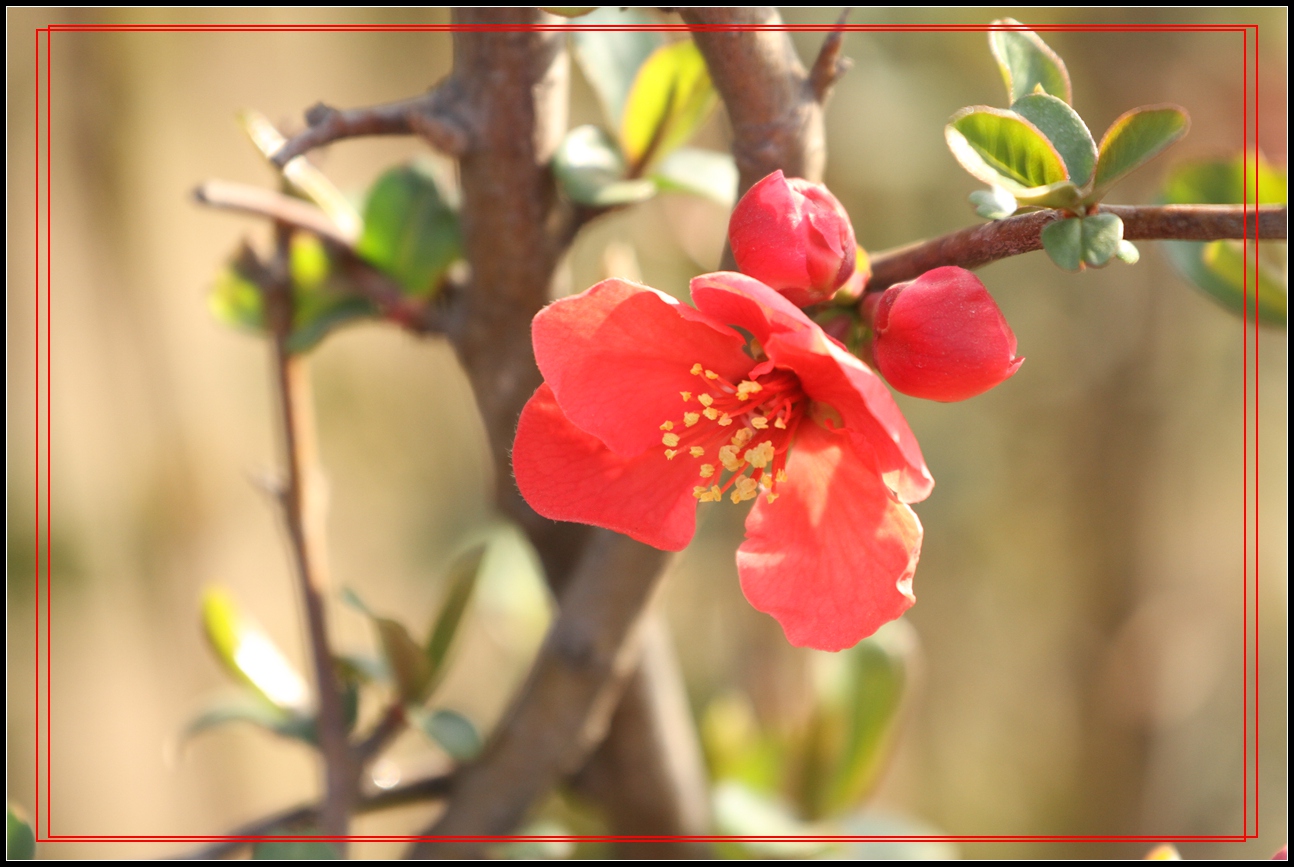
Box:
[775,468,788,482]
[697,394,714,407]
[718,445,742,472]
[718,413,733,426]
[744,441,775,469]
[691,363,704,375]
[681,391,692,402]
[664,449,678,459]
[766,492,779,503]
[689,446,705,457]
[703,407,720,420]
[774,417,788,429]
[693,486,708,499]
[730,476,759,503]
[660,421,674,431]
[705,369,719,379]
[699,463,715,478]
[730,428,753,447]
[662,433,680,447]
[684,412,700,427]
[751,416,769,430]
[736,380,763,400]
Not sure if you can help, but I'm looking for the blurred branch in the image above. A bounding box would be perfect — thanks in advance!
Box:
[865,203,1289,293]
[271,84,471,166]
[193,180,452,335]
[808,9,853,102]
[179,772,455,860]
[263,227,355,843]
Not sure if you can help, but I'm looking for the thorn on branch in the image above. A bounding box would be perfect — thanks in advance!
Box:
[271,81,471,167]
[809,9,854,103]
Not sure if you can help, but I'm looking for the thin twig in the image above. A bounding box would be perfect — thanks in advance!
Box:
[864,203,1288,294]
[272,84,470,167]
[264,225,355,844]
[179,772,454,860]
[354,703,408,765]
[808,9,854,102]
[194,180,351,246]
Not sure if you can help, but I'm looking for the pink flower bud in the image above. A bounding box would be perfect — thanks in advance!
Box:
[867,266,1023,402]
[728,170,857,308]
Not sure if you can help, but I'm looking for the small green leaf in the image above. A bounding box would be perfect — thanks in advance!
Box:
[712,782,830,859]
[418,707,483,761]
[1115,239,1140,264]
[1040,216,1083,271]
[1091,105,1189,198]
[620,39,718,171]
[1080,212,1124,267]
[343,586,435,703]
[1205,240,1286,322]
[181,695,315,745]
[357,163,461,298]
[252,831,340,860]
[552,125,657,207]
[969,186,1018,220]
[989,20,1072,104]
[201,588,310,712]
[238,110,361,241]
[1161,152,1286,207]
[425,545,488,690]
[287,233,376,354]
[651,147,739,207]
[570,8,662,127]
[946,106,1069,194]
[7,806,35,860]
[209,256,266,333]
[1010,93,1096,188]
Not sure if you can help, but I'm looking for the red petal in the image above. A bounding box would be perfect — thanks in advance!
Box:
[689,271,817,343]
[534,279,750,457]
[737,422,923,651]
[763,329,934,504]
[512,384,701,551]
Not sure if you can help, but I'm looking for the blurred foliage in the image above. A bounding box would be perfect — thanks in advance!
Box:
[251,831,340,860]
[6,806,35,861]
[1160,152,1288,326]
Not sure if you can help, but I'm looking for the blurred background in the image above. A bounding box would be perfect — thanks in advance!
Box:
[6,7,1286,859]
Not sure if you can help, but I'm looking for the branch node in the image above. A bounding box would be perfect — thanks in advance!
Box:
[809,9,853,102]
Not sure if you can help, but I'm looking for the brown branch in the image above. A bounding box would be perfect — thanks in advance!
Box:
[193,180,451,336]
[808,9,853,102]
[410,531,671,858]
[272,83,471,167]
[865,203,1289,294]
[179,772,455,860]
[264,227,356,845]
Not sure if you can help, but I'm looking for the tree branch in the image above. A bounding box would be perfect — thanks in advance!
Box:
[864,203,1288,293]
[264,226,355,844]
[271,83,471,167]
[808,9,853,102]
[179,772,454,860]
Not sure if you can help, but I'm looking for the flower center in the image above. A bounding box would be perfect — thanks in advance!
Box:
[659,361,809,505]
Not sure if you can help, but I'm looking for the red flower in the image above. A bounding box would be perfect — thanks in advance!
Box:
[867,266,1024,402]
[512,273,933,651]
[728,171,858,308]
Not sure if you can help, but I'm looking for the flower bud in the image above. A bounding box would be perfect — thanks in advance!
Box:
[728,170,857,308]
[867,266,1023,402]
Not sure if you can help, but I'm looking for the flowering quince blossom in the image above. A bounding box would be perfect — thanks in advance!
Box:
[728,170,858,308]
[512,272,934,651]
[867,266,1024,402]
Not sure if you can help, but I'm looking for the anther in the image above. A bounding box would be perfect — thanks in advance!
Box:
[689,446,705,457]
[691,363,704,375]
[681,391,692,402]
[662,433,680,447]
[699,464,715,478]
[705,369,719,379]
[665,449,678,459]
[703,408,720,420]
[774,417,788,429]
[751,416,769,430]
[697,394,714,407]
[684,412,700,427]
[718,414,733,426]
[660,421,675,431]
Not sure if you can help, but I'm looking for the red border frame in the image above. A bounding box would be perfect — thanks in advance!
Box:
[29,17,1265,849]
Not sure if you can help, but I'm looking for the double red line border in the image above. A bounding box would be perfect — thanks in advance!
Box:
[30,17,1266,849]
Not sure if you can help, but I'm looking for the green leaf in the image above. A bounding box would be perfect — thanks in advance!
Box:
[1040,216,1083,271]
[7,806,35,860]
[238,110,361,241]
[418,708,483,761]
[1115,239,1140,264]
[209,256,266,333]
[356,163,461,298]
[181,695,315,745]
[1010,93,1096,188]
[343,586,436,704]
[424,545,488,691]
[989,20,1072,104]
[542,7,598,17]
[712,782,829,859]
[286,232,376,353]
[552,125,657,207]
[620,39,718,171]
[969,186,1018,220]
[252,831,340,860]
[1080,212,1124,267]
[651,147,739,207]
[1091,105,1189,198]
[946,106,1070,196]
[1159,153,1287,326]
[570,8,662,127]
[201,587,310,712]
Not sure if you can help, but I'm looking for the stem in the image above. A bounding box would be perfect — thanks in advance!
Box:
[265,226,355,844]
[864,203,1288,293]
